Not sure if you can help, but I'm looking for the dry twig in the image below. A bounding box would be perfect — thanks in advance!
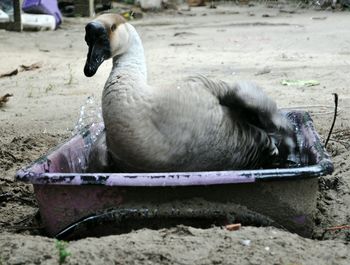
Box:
[326,225,350,231]
[325,93,338,148]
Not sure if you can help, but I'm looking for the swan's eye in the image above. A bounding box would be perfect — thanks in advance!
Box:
[111,24,116,32]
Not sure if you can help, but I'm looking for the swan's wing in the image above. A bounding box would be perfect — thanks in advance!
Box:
[187,75,291,133]
[187,75,296,166]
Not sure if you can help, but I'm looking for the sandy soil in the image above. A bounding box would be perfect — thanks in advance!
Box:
[1,2,350,264]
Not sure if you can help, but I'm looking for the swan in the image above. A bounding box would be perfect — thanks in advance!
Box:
[84,13,295,173]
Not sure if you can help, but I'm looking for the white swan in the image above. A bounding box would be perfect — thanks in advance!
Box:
[84,13,295,173]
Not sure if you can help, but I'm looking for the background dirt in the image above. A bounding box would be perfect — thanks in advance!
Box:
[1,2,350,264]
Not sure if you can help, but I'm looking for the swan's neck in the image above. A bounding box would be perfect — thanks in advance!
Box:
[111,23,147,81]
[102,23,150,137]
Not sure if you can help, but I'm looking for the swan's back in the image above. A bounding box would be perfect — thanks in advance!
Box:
[145,76,294,171]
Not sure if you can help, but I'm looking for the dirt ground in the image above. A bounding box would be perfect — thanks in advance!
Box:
[1,2,350,264]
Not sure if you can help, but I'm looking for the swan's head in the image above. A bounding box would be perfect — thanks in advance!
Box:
[84,14,129,77]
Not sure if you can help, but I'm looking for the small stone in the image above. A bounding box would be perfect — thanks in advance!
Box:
[240,239,251,246]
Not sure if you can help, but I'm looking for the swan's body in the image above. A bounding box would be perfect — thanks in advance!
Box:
[84,14,294,173]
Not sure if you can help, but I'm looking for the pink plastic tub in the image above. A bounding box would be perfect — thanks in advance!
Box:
[16,111,333,239]
[22,0,62,27]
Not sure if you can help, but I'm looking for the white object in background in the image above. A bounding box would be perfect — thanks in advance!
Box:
[0,9,10,23]
[21,13,56,31]
[139,0,162,10]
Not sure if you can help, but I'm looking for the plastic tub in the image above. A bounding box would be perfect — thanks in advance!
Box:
[22,0,62,28]
[16,111,333,239]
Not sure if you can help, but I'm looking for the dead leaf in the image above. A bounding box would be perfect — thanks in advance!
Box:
[281,79,320,87]
[0,69,19,78]
[19,62,42,72]
[0,93,13,107]
[0,62,42,79]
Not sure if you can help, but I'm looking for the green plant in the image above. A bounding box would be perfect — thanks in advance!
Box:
[55,240,71,264]
[27,87,33,98]
[45,83,55,93]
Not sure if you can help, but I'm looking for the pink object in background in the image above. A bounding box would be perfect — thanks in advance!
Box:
[22,0,62,28]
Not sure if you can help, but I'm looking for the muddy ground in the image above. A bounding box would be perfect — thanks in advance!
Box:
[1,2,350,264]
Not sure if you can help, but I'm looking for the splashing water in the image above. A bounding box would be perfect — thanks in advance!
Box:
[72,96,105,172]
[73,96,104,144]
[74,96,103,133]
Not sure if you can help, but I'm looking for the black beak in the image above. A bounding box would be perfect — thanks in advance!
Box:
[84,22,111,77]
